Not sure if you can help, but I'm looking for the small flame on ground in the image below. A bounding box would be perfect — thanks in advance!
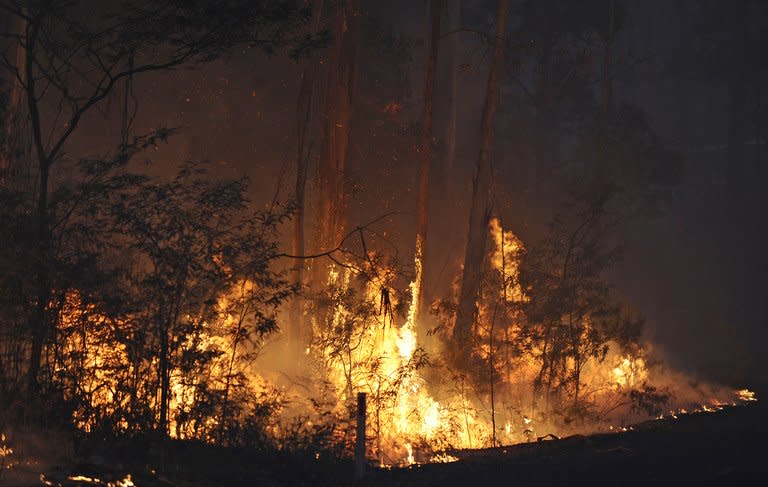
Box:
[67,475,101,484]
[738,389,757,402]
[430,452,459,463]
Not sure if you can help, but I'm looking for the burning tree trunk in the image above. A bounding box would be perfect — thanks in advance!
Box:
[452,0,509,364]
[414,0,442,320]
[315,0,359,283]
[289,0,324,358]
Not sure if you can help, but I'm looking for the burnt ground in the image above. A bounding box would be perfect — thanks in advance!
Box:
[367,401,768,487]
[4,400,766,486]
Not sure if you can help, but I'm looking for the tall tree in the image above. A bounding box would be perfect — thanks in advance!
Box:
[413,0,442,321]
[315,0,359,276]
[112,163,291,438]
[452,0,509,364]
[289,0,325,359]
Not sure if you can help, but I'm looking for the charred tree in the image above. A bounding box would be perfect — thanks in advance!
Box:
[452,0,509,365]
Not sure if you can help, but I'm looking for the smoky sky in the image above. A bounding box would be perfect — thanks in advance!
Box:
[64,0,768,389]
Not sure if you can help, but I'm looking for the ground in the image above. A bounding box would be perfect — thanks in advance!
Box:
[2,401,766,486]
[368,401,768,487]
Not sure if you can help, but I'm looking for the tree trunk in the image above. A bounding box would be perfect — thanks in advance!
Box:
[414,0,441,320]
[452,0,509,365]
[315,0,359,283]
[159,320,169,436]
[25,18,52,399]
[219,307,247,443]
[289,0,324,358]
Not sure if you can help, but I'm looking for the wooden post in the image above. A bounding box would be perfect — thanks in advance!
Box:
[354,392,367,481]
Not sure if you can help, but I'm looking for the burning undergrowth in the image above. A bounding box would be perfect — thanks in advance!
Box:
[245,218,757,467]
[0,163,756,477]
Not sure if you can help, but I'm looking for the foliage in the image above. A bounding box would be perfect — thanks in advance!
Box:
[308,263,434,462]
[0,0,314,443]
[0,129,297,443]
[628,384,671,418]
[518,183,630,409]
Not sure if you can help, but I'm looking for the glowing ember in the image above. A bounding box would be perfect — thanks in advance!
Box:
[430,452,459,463]
[738,389,757,402]
[67,475,102,484]
[0,434,11,458]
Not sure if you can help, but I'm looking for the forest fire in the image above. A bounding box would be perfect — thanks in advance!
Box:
[1,0,767,485]
[17,218,759,471]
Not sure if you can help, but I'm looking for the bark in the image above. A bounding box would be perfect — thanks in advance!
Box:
[452,0,509,364]
[315,0,359,280]
[414,0,441,320]
[289,0,324,358]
